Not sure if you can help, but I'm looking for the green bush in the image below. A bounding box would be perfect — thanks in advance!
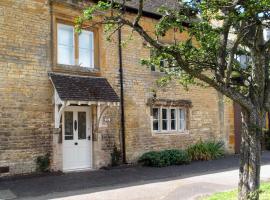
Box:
[187,140,225,161]
[138,149,191,167]
[36,153,50,172]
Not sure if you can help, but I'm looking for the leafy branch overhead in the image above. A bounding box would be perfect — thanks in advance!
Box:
[76,0,270,113]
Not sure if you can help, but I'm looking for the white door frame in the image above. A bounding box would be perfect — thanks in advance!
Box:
[62,106,92,171]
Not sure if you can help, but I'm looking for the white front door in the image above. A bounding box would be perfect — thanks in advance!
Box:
[62,106,92,171]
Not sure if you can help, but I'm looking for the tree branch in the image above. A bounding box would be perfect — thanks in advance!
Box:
[225,23,248,85]
[171,52,253,110]
[109,13,254,110]
[217,18,230,80]
[133,0,144,26]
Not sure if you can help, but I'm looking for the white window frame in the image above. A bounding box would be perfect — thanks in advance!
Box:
[151,107,187,134]
[78,30,95,68]
[152,107,160,131]
[57,24,75,66]
[57,23,95,68]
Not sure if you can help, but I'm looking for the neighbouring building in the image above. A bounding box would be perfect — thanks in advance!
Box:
[1,0,243,176]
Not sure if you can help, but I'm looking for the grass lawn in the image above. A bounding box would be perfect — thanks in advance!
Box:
[203,182,270,200]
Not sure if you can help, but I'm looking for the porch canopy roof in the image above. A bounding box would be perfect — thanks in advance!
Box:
[49,72,120,128]
[49,72,120,104]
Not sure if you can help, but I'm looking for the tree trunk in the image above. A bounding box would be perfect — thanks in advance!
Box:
[238,108,263,200]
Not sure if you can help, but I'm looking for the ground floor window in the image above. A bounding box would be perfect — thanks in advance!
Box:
[152,107,187,133]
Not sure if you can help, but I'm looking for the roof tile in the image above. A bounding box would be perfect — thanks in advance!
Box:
[49,73,120,102]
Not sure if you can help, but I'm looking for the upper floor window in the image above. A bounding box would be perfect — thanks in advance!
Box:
[150,49,166,72]
[57,23,95,68]
[236,54,250,68]
[152,107,187,133]
[264,28,270,42]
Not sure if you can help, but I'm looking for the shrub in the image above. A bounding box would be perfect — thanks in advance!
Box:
[138,149,190,167]
[36,153,50,172]
[111,145,121,166]
[187,140,225,161]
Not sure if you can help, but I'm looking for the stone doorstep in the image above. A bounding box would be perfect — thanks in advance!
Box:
[0,190,17,200]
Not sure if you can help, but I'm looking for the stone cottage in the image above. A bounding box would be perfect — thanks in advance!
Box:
[0,0,239,175]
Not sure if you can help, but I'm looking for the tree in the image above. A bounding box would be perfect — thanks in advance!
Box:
[76,0,270,199]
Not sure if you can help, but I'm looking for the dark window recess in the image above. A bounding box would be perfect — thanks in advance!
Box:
[151,64,156,71]
[65,111,73,140]
[78,112,86,140]
[0,166,9,173]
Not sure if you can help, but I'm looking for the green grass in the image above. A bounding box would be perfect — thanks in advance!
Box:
[202,182,270,200]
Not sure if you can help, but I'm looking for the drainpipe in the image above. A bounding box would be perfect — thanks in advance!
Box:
[118,27,126,164]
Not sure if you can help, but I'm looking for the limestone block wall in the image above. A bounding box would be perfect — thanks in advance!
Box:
[0,0,235,176]
[0,0,53,175]
[107,23,235,162]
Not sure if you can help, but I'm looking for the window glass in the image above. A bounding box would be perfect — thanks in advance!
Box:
[162,109,168,130]
[171,109,176,130]
[236,54,250,68]
[179,109,186,131]
[152,108,159,131]
[57,24,74,65]
[78,112,86,140]
[152,107,187,133]
[264,28,270,41]
[64,112,73,140]
[150,49,166,72]
[79,30,94,68]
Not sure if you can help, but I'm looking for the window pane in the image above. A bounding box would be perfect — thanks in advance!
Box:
[153,108,159,119]
[171,120,176,130]
[151,64,156,71]
[79,49,93,68]
[162,109,168,131]
[58,24,74,45]
[79,30,94,68]
[58,45,75,65]
[64,112,73,140]
[152,108,159,131]
[79,31,93,49]
[179,109,186,131]
[162,109,167,119]
[78,112,86,140]
[57,24,74,65]
[264,28,270,41]
[153,120,159,131]
[171,109,176,119]
[162,120,168,130]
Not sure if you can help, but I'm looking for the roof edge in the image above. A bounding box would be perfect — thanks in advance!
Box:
[92,0,189,27]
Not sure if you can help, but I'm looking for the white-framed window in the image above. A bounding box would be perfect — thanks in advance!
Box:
[235,54,250,68]
[79,30,94,68]
[263,28,270,42]
[57,23,95,68]
[151,107,187,133]
[152,108,160,131]
[150,49,167,72]
[161,108,168,130]
[57,24,75,65]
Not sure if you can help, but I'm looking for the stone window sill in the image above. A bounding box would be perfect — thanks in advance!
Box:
[150,71,165,77]
[53,64,100,76]
[152,130,189,136]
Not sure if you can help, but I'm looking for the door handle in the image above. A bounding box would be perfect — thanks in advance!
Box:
[88,135,91,140]
[74,142,78,145]
[74,120,77,131]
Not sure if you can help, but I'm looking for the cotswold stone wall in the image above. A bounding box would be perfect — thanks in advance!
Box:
[100,16,235,161]
[0,0,235,176]
[116,25,235,161]
[0,0,53,175]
